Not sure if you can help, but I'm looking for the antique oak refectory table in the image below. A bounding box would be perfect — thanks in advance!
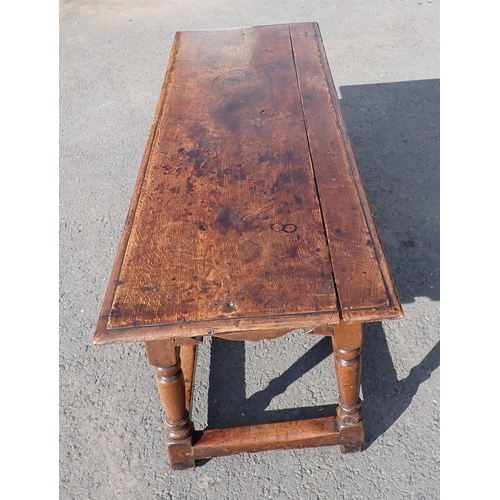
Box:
[93,22,403,470]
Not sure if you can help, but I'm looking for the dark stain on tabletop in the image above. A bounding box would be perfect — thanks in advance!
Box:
[258,150,297,164]
[214,205,260,235]
[244,241,262,263]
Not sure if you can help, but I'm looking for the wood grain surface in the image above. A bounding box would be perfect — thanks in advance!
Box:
[94,22,402,345]
[192,415,340,459]
[290,23,403,323]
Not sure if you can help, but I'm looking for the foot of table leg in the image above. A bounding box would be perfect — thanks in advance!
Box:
[145,339,195,470]
[333,322,365,453]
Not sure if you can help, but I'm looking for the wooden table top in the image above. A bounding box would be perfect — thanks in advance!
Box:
[94,22,403,345]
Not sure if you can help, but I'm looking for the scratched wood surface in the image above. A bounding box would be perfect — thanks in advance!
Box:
[94,22,402,345]
[290,23,403,322]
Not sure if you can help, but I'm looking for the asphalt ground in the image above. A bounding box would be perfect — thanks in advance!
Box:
[58,1,439,498]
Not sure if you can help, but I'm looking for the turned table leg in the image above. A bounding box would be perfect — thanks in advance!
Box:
[145,339,195,470]
[332,321,365,453]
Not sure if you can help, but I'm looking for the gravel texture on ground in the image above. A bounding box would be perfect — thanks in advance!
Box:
[60,1,439,498]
